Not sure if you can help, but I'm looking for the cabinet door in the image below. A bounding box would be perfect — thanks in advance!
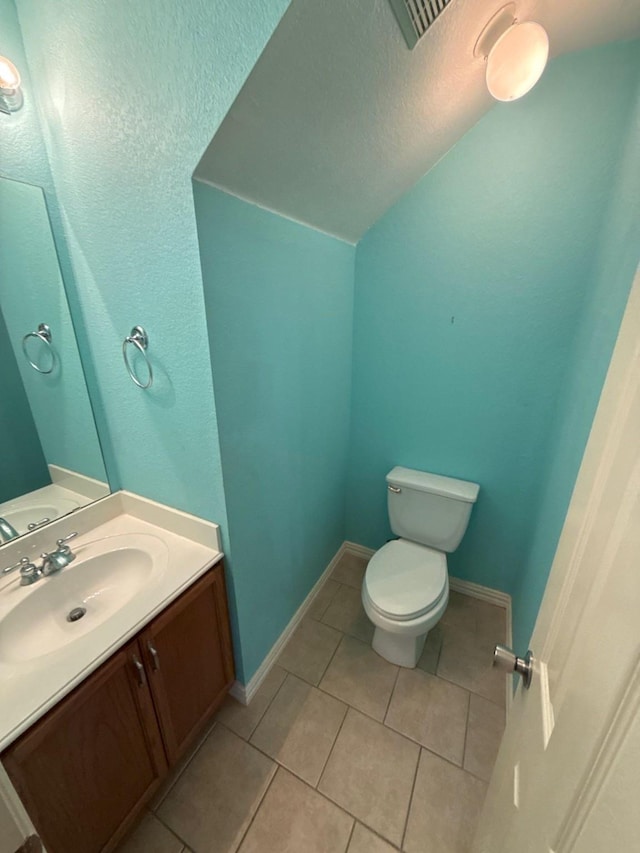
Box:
[140,563,235,765]
[2,640,167,853]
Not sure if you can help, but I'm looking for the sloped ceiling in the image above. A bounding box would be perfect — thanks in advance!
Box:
[195,0,640,243]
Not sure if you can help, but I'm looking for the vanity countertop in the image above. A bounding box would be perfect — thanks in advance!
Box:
[0,510,222,752]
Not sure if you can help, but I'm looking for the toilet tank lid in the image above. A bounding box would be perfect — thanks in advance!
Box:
[386,467,480,503]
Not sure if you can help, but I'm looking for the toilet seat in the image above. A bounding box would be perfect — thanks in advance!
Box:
[364,539,447,622]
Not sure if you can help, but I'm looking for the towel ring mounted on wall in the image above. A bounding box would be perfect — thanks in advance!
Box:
[22,323,58,374]
[122,325,153,389]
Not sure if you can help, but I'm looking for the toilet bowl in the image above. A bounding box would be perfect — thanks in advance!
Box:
[362,539,449,667]
[362,467,479,667]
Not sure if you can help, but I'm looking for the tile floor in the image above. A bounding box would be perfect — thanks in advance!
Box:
[117,552,507,853]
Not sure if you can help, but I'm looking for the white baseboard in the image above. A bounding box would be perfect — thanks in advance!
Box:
[229,542,350,705]
[343,540,375,560]
[231,539,513,711]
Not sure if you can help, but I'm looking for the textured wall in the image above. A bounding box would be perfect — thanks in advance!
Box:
[347,42,640,611]
[14,0,290,524]
[511,60,640,654]
[0,0,50,188]
[194,184,354,681]
[0,178,108,481]
[0,307,48,504]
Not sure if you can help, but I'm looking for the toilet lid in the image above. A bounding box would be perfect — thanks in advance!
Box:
[365,540,447,621]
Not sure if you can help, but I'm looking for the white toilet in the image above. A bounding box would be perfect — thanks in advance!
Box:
[362,466,480,668]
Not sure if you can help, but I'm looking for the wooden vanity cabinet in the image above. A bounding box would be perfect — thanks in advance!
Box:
[140,564,235,764]
[2,561,234,853]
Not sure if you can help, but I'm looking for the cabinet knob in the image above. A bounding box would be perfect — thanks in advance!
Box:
[147,641,161,671]
[132,654,146,686]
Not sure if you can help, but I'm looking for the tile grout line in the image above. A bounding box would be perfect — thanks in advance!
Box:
[152,717,219,813]
[244,667,292,741]
[382,665,401,724]
[344,819,356,853]
[315,579,343,621]
[153,810,194,851]
[400,747,422,852]
[232,762,280,852]
[314,624,348,687]
[460,689,472,772]
[315,701,352,791]
[313,779,402,850]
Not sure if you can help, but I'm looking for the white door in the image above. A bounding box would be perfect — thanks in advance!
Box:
[473,266,640,853]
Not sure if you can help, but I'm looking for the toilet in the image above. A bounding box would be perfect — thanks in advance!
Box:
[362,466,479,668]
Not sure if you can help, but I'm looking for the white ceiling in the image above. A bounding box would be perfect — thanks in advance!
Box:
[195,0,640,243]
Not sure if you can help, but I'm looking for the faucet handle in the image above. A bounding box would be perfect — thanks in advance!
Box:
[2,556,33,576]
[56,532,78,549]
[19,561,42,585]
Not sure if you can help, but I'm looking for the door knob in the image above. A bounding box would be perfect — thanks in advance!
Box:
[493,644,534,689]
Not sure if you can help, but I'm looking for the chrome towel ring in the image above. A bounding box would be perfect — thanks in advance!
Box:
[22,323,58,374]
[123,325,153,389]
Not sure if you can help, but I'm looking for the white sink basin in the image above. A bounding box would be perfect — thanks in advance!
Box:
[1,499,80,534]
[0,534,168,664]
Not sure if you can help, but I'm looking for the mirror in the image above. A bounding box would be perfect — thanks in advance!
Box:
[0,176,109,546]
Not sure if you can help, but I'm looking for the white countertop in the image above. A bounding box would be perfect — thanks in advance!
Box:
[0,510,222,751]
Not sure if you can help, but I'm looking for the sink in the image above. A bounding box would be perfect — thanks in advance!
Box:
[0,534,168,664]
[1,500,80,534]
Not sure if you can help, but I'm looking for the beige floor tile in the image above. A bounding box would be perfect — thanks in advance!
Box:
[215,665,287,740]
[239,768,353,853]
[158,725,275,853]
[320,635,399,721]
[277,618,342,685]
[321,584,375,643]
[385,669,470,765]
[464,694,506,782]
[116,812,184,853]
[318,708,419,847]
[474,600,507,644]
[308,579,341,620]
[251,673,348,786]
[440,591,478,633]
[404,749,487,853]
[330,552,368,590]
[416,624,444,674]
[348,823,399,853]
[437,625,505,707]
[150,717,218,811]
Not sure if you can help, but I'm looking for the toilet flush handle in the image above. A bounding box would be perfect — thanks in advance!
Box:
[388,485,402,494]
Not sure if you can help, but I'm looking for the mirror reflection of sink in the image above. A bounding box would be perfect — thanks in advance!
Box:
[1,499,80,534]
[0,534,168,664]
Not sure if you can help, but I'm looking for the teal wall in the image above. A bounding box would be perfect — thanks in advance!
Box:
[347,43,640,638]
[0,307,48,504]
[7,0,639,682]
[194,184,354,681]
[0,0,50,188]
[0,177,108,482]
[13,0,290,524]
[511,66,640,654]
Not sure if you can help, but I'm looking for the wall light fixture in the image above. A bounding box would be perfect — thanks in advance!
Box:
[475,4,549,102]
[0,55,24,114]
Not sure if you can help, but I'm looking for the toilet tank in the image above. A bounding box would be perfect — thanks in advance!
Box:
[386,467,480,552]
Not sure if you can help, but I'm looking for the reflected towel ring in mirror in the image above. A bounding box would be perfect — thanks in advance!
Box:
[22,323,58,374]
[123,325,153,389]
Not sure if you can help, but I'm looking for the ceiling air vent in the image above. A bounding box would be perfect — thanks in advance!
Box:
[388,0,453,49]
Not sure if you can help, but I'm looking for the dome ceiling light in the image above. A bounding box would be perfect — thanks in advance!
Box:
[474,4,549,102]
[0,55,23,114]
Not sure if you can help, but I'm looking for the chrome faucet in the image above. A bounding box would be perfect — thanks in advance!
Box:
[41,533,78,576]
[0,517,19,543]
[1,532,78,585]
